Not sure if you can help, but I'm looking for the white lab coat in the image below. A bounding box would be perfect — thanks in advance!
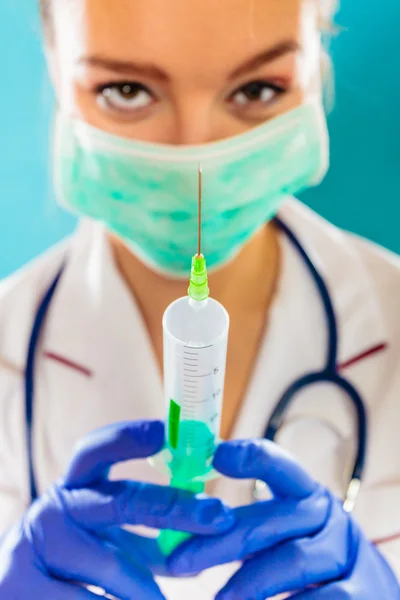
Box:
[1,198,400,599]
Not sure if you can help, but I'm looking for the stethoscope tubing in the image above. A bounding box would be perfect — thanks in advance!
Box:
[24,265,65,502]
[264,370,367,482]
[260,218,367,509]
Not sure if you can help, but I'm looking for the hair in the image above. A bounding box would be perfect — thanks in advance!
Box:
[39,0,51,39]
[39,0,49,22]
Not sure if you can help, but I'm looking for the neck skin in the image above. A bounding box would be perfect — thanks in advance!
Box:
[110,223,280,340]
[110,222,281,438]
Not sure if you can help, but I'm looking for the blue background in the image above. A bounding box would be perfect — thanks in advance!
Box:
[0,0,399,278]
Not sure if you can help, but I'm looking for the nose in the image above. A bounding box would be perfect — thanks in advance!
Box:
[170,96,245,145]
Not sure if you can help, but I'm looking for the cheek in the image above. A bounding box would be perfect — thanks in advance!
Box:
[71,85,101,123]
[266,89,307,121]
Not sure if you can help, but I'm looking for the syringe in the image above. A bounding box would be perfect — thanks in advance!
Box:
[156,166,230,555]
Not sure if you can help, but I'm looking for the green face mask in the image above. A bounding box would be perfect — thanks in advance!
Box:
[54,101,329,277]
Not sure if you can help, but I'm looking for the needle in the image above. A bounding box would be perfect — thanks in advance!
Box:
[188,163,209,302]
[197,163,203,257]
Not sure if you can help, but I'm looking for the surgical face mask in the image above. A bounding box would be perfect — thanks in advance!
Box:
[54,100,329,277]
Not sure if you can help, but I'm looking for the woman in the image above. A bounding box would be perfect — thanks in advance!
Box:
[0,0,399,598]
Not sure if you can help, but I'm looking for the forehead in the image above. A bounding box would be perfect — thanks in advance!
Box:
[54,0,318,66]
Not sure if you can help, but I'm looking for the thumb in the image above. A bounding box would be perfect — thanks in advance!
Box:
[213,439,318,499]
[63,420,164,488]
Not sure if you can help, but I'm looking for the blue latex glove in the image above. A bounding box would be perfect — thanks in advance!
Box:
[169,439,400,599]
[0,420,234,599]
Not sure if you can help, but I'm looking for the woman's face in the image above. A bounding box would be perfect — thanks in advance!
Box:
[49,0,322,144]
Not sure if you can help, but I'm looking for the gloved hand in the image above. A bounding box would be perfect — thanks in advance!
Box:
[0,420,234,599]
[169,439,400,599]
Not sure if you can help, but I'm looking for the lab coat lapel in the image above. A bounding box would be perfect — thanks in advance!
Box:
[35,220,164,491]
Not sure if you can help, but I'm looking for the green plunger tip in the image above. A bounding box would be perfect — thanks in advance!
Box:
[188,254,209,301]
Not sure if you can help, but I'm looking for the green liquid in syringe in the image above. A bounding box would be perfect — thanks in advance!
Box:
[158,402,221,555]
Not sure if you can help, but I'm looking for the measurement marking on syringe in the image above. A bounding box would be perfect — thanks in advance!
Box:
[184,398,212,404]
[184,344,213,350]
[185,373,212,379]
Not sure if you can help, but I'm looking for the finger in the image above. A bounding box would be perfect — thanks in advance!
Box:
[103,528,169,576]
[32,504,165,599]
[168,489,329,575]
[59,482,235,534]
[64,420,164,488]
[215,500,351,600]
[58,546,165,600]
[291,538,400,599]
[213,439,317,498]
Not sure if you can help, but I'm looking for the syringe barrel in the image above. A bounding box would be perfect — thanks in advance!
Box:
[163,296,229,478]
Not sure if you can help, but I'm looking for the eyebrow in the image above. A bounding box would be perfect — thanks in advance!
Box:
[78,39,300,83]
[229,40,301,79]
[78,55,170,82]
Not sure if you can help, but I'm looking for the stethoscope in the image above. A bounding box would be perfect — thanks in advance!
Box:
[24,218,367,512]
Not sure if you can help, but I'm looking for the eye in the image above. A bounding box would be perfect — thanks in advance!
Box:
[96,82,155,114]
[230,80,285,109]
